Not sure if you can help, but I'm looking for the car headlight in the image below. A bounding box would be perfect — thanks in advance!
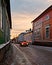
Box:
[22,43,23,45]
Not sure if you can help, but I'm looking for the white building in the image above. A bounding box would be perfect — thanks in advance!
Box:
[17,32,26,43]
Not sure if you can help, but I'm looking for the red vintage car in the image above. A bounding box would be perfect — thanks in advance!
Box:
[20,41,29,46]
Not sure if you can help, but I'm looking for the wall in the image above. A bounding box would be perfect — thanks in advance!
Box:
[18,34,24,42]
[49,11,52,40]
[0,30,4,44]
[33,10,52,42]
[0,41,10,62]
[24,32,32,43]
[2,0,10,43]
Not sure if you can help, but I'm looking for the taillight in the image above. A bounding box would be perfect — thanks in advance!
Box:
[27,43,28,45]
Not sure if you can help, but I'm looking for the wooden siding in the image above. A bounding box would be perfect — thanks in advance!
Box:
[32,6,52,42]
[0,30,4,44]
[0,0,11,44]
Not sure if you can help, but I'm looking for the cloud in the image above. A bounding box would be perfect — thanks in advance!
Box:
[11,12,36,29]
[10,0,52,38]
[11,11,38,38]
[47,0,52,4]
[10,0,52,14]
[10,0,52,19]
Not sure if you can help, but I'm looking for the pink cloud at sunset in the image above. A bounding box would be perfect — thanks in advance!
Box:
[11,12,37,38]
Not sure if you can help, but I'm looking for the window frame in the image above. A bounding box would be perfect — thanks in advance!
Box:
[45,25,50,39]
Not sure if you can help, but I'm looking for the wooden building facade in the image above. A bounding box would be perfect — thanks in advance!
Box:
[32,5,52,44]
[0,0,11,44]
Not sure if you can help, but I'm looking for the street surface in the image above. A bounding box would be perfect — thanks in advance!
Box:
[11,43,52,65]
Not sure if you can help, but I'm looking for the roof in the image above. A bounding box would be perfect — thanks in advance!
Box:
[32,5,52,23]
[4,0,12,28]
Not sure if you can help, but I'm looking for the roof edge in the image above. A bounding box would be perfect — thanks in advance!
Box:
[32,5,52,23]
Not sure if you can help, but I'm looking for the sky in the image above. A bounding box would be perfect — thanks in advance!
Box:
[10,0,52,39]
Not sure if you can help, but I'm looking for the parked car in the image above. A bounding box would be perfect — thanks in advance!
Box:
[20,41,29,46]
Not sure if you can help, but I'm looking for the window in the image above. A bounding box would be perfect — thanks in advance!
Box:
[45,15,50,21]
[34,28,41,38]
[34,19,42,27]
[45,25,50,38]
